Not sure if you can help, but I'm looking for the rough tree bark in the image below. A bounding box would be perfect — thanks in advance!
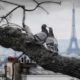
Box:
[0,26,80,79]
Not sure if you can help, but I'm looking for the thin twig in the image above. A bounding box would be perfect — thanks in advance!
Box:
[22,6,26,28]
[0,0,21,6]
[39,6,49,14]
[0,17,3,23]
[32,0,49,13]
[0,0,61,27]
[27,0,61,14]
[0,6,20,23]
[25,5,39,11]
[0,17,9,24]
[4,17,9,25]
[5,6,20,17]
[0,0,61,12]
[39,1,61,5]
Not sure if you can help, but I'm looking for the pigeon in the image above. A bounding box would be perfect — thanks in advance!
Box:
[44,27,58,54]
[34,24,48,44]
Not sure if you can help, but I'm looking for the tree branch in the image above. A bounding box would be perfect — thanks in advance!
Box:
[0,0,21,6]
[0,6,20,23]
[5,6,20,18]
[38,6,49,14]
[0,27,80,79]
[0,0,61,12]
[0,0,61,27]
[31,0,61,14]
[0,16,9,24]
[39,1,61,5]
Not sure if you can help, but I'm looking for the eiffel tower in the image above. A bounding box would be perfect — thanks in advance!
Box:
[67,5,80,54]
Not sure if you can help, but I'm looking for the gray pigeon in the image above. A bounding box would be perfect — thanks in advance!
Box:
[34,24,48,44]
[44,27,58,53]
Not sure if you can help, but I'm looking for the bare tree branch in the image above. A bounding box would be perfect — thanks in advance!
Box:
[0,4,12,22]
[0,0,61,12]
[0,0,61,28]
[39,6,49,14]
[6,13,12,22]
[0,27,79,79]
[31,0,61,14]
[5,6,20,18]
[0,0,21,6]
[0,16,9,24]
[0,6,20,24]
[32,0,49,14]
[39,1,61,5]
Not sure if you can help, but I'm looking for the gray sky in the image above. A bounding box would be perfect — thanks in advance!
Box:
[0,0,80,39]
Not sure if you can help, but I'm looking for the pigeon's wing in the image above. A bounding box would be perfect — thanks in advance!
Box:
[34,32,47,44]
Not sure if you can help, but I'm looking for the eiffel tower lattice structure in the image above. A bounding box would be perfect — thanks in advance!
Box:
[67,5,80,55]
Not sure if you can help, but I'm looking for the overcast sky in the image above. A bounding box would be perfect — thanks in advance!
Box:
[0,0,80,40]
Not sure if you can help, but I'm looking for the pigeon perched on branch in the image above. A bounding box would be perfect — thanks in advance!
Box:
[44,27,58,54]
[34,24,48,44]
